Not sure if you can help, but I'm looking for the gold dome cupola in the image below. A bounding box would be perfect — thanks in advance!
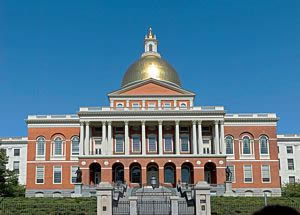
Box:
[121,28,181,88]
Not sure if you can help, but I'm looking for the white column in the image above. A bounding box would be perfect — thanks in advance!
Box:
[197,121,203,154]
[102,121,107,155]
[85,122,90,155]
[124,121,129,155]
[79,122,85,156]
[214,121,220,155]
[192,121,197,155]
[175,121,180,155]
[142,121,146,155]
[89,126,92,155]
[220,121,225,154]
[158,121,163,155]
[107,121,112,155]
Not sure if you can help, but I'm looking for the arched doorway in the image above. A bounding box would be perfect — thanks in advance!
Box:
[204,162,217,184]
[164,163,176,187]
[147,163,159,185]
[89,163,101,185]
[112,163,124,184]
[130,163,141,184]
[181,163,194,184]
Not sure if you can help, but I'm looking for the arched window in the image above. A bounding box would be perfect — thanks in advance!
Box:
[260,136,269,155]
[130,165,141,184]
[225,136,234,154]
[36,137,45,156]
[149,44,153,52]
[54,137,63,156]
[164,165,175,184]
[71,136,80,156]
[242,136,251,154]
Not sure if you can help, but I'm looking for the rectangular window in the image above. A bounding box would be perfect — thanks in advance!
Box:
[13,161,20,174]
[148,136,157,152]
[262,165,271,182]
[164,136,173,152]
[288,159,294,170]
[53,166,62,184]
[14,149,20,156]
[115,135,124,153]
[132,103,140,108]
[287,146,293,154]
[132,135,141,153]
[228,165,235,182]
[36,166,44,184]
[163,102,171,108]
[180,135,189,152]
[71,166,78,184]
[289,176,296,184]
[54,142,62,156]
[148,102,156,109]
[244,165,253,183]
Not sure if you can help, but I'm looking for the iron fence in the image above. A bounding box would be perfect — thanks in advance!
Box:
[178,200,195,215]
[112,200,130,215]
[137,200,171,215]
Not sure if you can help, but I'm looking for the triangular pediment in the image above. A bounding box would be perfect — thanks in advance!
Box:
[108,79,195,97]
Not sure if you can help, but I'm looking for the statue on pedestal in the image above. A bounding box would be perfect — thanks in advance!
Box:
[75,167,82,183]
[225,166,232,182]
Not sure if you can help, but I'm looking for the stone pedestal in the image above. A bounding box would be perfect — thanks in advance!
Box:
[224,181,234,196]
[170,196,179,215]
[71,183,82,197]
[194,181,211,215]
[129,196,138,215]
[96,182,113,215]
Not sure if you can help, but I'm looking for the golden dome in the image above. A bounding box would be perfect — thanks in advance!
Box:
[121,54,181,88]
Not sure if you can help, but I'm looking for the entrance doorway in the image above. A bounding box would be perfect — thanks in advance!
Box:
[112,163,124,184]
[89,163,101,185]
[181,163,194,184]
[204,162,217,184]
[147,163,159,185]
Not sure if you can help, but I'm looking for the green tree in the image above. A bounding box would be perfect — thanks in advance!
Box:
[0,148,25,197]
[282,182,300,197]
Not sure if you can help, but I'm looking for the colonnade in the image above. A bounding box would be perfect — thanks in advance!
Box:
[79,120,225,156]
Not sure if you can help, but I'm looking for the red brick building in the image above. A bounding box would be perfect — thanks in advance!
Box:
[25,28,281,197]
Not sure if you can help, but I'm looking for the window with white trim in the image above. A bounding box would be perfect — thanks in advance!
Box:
[180,134,189,153]
[54,137,63,156]
[260,136,269,155]
[225,136,234,154]
[261,165,270,182]
[148,135,157,152]
[71,136,80,156]
[132,135,141,153]
[242,136,251,155]
[287,146,293,154]
[132,103,140,108]
[227,165,235,182]
[71,166,79,184]
[36,137,45,156]
[148,102,156,109]
[289,176,296,184]
[53,166,62,184]
[288,159,294,170]
[164,134,173,152]
[163,102,171,108]
[244,165,253,183]
[13,161,20,174]
[36,166,44,184]
[115,135,124,153]
[14,149,20,156]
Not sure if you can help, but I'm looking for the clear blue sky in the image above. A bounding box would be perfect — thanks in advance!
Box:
[0,0,299,136]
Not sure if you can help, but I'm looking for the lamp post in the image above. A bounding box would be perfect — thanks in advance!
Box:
[150,176,157,190]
